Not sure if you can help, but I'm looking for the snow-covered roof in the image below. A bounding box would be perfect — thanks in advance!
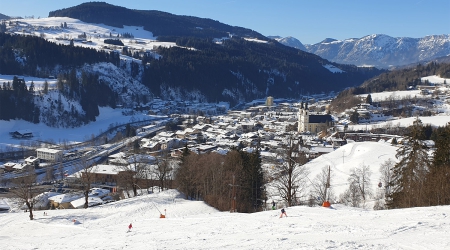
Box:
[49,193,83,204]
[71,196,104,209]
[108,152,126,159]
[36,148,62,154]
[88,165,121,175]
[88,188,110,197]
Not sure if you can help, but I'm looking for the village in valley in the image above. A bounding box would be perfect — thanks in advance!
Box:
[1,73,449,212]
[1,1,450,247]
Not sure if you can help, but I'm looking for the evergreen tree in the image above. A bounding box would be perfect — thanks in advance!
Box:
[43,80,49,94]
[426,125,450,205]
[391,137,397,145]
[350,110,359,124]
[432,126,450,168]
[389,118,430,208]
[366,94,373,105]
[29,81,35,93]
[0,22,6,33]
[180,144,190,163]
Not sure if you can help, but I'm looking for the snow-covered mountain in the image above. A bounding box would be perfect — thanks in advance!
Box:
[277,34,450,68]
[271,36,307,51]
[1,16,382,109]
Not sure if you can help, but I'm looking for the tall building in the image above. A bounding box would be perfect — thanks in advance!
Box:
[265,96,274,106]
[298,101,334,134]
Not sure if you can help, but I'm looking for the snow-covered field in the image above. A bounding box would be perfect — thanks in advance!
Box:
[0,75,57,91]
[1,188,449,250]
[349,115,450,132]
[0,136,447,249]
[12,17,184,52]
[302,142,397,200]
[357,75,450,103]
[0,107,162,148]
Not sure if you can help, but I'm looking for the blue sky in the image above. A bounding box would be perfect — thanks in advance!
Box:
[2,0,449,44]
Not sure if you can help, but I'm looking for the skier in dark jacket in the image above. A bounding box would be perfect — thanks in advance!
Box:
[280,208,287,218]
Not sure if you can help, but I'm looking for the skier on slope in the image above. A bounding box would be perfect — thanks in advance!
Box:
[128,223,133,232]
[279,208,287,218]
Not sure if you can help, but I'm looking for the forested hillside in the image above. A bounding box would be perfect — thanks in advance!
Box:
[49,2,265,40]
[0,33,121,125]
[142,37,384,103]
[0,33,120,77]
[355,62,450,94]
[0,13,9,20]
[0,3,388,127]
[328,62,450,112]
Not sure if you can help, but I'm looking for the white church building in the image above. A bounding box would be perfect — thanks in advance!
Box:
[298,101,334,134]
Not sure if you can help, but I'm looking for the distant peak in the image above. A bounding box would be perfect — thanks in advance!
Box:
[363,34,390,39]
[320,38,338,44]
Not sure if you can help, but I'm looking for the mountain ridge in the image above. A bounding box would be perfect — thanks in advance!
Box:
[277,34,450,69]
[0,13,10,20]
[48,2,266,41]
[45,3,385,102]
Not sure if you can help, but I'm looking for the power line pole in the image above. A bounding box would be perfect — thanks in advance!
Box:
[325,165,331,202]
[229,174,239,213]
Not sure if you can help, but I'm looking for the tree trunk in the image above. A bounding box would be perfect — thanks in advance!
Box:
[26,202,34,220]
[84,185,90,209]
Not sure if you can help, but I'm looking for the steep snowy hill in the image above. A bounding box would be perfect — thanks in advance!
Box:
[277,34,450,68]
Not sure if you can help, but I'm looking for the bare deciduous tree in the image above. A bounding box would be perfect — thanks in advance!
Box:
[116,154,149,197]
[350,164,372,203]
[154,150,174,192]
[379,159,395,208]
[58,161,65,181]
[340,164,372,208]
[273,134,309,207]
[44,165,55,183]
[10,167,44,220]
[74,157,96,209]
[311,166,335,205]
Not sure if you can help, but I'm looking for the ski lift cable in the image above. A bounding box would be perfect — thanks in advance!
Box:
[151,201,162,214]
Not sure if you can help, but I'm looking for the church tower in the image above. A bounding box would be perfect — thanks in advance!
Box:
[298,101,309,133]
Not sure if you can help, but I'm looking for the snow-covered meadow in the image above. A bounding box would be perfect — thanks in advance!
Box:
[12,17,178,52]
[1,187,449,250]
[0,107,162,148]
[3,140,448,249]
